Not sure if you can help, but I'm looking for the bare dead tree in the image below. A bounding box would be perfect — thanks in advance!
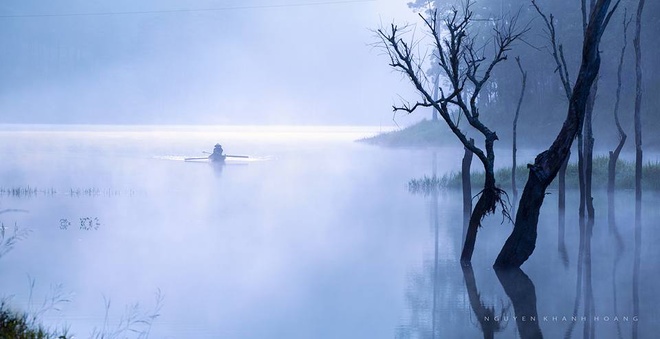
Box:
[495,0,619,268]
[583,0,598,221]
[376,1,526,264]
[608,12,632,231]
[632,1,645,338]
[531,0,573,240]
[463,138,474,242]
[633,0,644,218]
[512,57,527,209]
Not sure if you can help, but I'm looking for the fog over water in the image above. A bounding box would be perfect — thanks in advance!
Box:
[0,125,658,338]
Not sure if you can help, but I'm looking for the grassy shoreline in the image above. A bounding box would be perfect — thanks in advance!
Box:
[1,302,69,339]
[357,119,455,147]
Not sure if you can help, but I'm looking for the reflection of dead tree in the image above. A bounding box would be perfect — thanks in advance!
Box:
[495,268,543,339]
[495,0,619,268]
[377,0,526,264]
[462,266,509,339]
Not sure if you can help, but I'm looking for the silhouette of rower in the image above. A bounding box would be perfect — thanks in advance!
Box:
[208,144,225,162]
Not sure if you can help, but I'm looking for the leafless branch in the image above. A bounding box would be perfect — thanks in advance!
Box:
[531,0,572,99]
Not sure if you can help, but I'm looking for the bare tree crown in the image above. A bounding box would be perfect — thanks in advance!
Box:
[376,0,528,165]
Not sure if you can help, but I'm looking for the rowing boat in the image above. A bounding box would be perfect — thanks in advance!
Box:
[184,154,248,162]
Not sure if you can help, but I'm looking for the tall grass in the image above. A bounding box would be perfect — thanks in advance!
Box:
[1,284,163,339]
[0,223,30,259]
[0,301,70,339]
[426,156,660,190]
[1,278,72,339]
[0,187,135,197]
[90,290,164,339]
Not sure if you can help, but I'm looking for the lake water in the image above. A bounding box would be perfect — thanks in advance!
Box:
[0,125,658,338]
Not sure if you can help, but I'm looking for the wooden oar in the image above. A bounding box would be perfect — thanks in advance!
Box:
[203,151,248,158]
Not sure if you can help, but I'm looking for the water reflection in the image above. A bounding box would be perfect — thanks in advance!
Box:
[212,161,224,176]
[632,197,641,339]
[565,216,592,339]
[608,193,625,339]
[462,265,510,338]
[494,268,543,339]
[403,154,443,339]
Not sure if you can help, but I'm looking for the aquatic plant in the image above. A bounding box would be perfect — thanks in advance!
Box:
[1,281,162,339]
[90,289,164,339]
[0,278,73,339]
[435,156,660,190]
[0,186,135,198]
[408,175,445,196]
[0,222,31,259]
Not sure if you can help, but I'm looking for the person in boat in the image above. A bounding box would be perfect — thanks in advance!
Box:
[208,143,226,162]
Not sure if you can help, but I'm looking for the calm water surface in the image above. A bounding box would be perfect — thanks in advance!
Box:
[0,125,658,338]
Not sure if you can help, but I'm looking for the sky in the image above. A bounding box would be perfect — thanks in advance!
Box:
[0,0,425,126]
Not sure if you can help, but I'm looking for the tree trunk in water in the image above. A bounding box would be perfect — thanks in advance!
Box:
[512,57,527,211]
[512,121,518,203]
[578,134,586,219]
[462,139,474,242]
[461,164,496,265]
[608,12,628,228]
[633,0,644,210]
[558,154,569,266]
[584,79,597,220]
[633,1,644,337]
[432,74,440,121]
[494,0,615,268]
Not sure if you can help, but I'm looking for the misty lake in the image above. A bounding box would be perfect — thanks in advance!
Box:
[0,125,658,338]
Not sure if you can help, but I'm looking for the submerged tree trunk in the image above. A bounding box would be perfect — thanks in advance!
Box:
[494,0,617,268]
[558,154,569,266]
[632,1,644,337]
[432,74,440,121]
[462,138,474,242]
[633,0,644,212]
[584,80,597,220]
[461,162,498,264]
[378,5,523,266]
[581,0,597,224]
[512,57,527,209]
[578,134,586,220]
[608,13,630,234]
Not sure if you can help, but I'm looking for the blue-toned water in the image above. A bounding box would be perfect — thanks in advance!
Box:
[0,125,658,338]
